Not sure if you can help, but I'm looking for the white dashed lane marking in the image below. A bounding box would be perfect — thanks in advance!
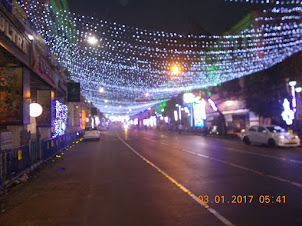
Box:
[155,141,302,189]
[145,135,302,165]
[226,147,302,164]
[116,132,234,226]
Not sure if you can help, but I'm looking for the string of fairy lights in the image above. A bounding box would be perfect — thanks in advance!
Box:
[17,1,302,115]
[225,0,302,5]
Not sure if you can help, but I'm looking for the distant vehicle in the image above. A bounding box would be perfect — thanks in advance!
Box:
[241,125,300,147]
[99,126,108,131]
[83,127,101,140]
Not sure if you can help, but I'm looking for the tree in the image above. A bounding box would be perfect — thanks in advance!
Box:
[243,64,289,121]
[278,52,302,82]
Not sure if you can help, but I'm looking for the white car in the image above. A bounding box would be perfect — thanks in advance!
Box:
[83,127,101,140]
[241,125,300,147]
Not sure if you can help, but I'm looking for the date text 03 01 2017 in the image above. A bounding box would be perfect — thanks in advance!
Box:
[198,195,286,204]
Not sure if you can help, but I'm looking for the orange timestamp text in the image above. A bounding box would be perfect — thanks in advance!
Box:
[198,195,286,204]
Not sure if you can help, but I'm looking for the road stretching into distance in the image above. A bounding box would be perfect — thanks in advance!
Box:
[1,128,302,226]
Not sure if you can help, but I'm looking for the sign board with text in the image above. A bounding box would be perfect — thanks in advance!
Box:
[67,82,80,102]
[0,10,30,66]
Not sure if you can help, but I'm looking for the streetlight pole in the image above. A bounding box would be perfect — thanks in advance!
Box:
[295,86,302,127]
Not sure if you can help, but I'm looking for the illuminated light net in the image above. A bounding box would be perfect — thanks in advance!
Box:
[224,0,302,5]
[18,1,302,115]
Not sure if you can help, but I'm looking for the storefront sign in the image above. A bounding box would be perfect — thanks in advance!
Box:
[67,82,81,102]
[31,44,56,87]
[193,99,206,128]
[0,11,28,53]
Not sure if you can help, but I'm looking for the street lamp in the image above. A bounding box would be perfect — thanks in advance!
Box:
[30,103,43,118]
[171,65,180,75]
[27,34,34,40]
[289,81,297,87]
[30,103,43,141]
[296,87,302,93]
[87,36,98,45]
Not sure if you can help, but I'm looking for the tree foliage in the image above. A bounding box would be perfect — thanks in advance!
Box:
[243,58,294,118]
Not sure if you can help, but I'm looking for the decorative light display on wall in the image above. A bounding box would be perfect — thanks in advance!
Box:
[281,98,295,125]
[53,100,68,137]
[17,1,302,115]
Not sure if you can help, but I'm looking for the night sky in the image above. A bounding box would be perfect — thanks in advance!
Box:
[67,0,271,35]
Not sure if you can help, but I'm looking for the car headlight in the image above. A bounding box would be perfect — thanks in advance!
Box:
[295,135,299,139]
[279,135,285,139]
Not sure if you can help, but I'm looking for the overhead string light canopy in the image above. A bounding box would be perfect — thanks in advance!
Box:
[17,1,302,115]
[225,0,302,5]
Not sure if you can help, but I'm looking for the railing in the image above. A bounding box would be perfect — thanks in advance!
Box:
[41,132,77,161]
[0,132,79,187]
[0,145,30,186]
[29,140,41,165]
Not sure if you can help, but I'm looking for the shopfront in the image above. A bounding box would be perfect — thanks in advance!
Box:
[0,6,31,148]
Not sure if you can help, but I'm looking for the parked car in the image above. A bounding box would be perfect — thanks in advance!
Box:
[241,125,300,147]
[83,127,101,140]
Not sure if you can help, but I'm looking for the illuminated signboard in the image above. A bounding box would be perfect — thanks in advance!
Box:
[193,99,206,127]
[82,110,86,129]
[0,11,29,53]
[183,93,201,103]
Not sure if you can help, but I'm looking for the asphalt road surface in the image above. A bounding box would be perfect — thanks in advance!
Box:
[1,128,302,226]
